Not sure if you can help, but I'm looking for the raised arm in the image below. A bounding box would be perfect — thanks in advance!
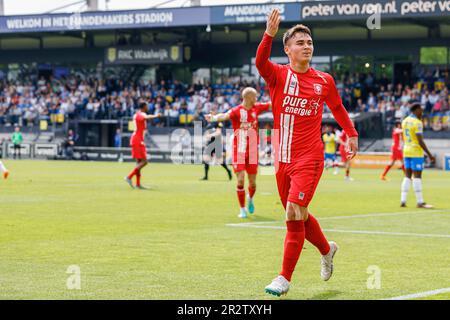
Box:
[255,9,281,83]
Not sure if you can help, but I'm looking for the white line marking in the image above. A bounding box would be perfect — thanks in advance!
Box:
[322,229,450,238]
[384,288,450,300]
[319,209,449,220]
[225,224,450,238]
[230,209,450,226]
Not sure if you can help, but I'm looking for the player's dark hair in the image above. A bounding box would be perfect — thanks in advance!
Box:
[139,102,147,109]
[395,121,401,126]
[410,102,421,113]
[283,24,312,46]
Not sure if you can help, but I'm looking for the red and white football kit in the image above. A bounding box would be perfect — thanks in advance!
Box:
[229,103,270,174]
[338,130,349,162]
[256,33,358,208]
[130,111,147,160]
[391,128,403,161]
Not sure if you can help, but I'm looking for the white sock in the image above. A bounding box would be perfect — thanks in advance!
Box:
[0,161,6,173]
[412,178,424,204]
[401,177,411,203]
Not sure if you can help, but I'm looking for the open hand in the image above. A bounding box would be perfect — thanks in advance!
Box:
[266,9,281,37]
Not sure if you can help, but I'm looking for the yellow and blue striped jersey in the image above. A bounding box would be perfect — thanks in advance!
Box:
[323,133,336,154]
[402,115,424,158]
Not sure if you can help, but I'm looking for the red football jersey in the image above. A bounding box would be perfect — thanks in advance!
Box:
[392,128,402,151]
[130,111,147,146]
[256,33,357,163]
[229,103,270,155]
[338,130,348,152]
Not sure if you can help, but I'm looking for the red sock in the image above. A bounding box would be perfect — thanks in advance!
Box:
[237,187,246,208]
[136,171,141,187]
[401,164,405,174]
[127,168,138,180]
[248,186,256,199]
[382,165,392,177]
[305,214,330,255]
[280,220,305,282]
[345,169,350,177]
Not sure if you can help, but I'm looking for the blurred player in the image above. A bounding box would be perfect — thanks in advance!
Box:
[256,10,358,296]
[124,102,160,189]
[201,111,232,181]
[381,121,404,181]
[206,87,271,218]
[0,160,9,179]
[337,129,353,181]
[400,103,435,208]
[322,125,338,174]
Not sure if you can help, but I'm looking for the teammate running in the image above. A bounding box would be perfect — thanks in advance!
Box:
[124,102,160,189]
[381,121,404,181]
[206,87,271,218]
[256,9,358,296]
[337,129,353,181]
[400,103,435,208]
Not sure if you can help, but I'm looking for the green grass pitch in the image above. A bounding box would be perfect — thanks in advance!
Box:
[0,160,449,300]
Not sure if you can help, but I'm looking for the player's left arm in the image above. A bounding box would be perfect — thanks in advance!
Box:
[416,133,435,163]
[325,75,358,159]
[256,102,272,114]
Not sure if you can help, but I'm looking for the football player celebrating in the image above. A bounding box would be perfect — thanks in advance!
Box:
[256,9,358,296]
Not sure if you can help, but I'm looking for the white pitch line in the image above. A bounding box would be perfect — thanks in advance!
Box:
[225,224,450,238]
[322,229,450,238]
[319,209,449,220]
[384,287,450,300]
[229,209,450,226]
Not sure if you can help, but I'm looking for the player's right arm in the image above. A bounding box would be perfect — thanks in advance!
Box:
[143,113,161,120]
[255,9,281,84]
[205,112,231,123]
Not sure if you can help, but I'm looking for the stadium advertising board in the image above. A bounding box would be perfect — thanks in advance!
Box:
[7,143,31,158]
[300,0,450,20]
[351,152,392,169]
[34,144,59,158]
[104,45,183,65]
[210,3,301,24]
[72,147,202,163]
[0,1,448,33]
[0,7,210,33]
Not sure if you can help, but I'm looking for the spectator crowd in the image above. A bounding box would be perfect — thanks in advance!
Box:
[0,66,448,131]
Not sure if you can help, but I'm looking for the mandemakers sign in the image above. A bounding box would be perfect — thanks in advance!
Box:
[105,45,182,64]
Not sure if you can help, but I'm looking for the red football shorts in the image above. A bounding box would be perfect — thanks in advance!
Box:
[275,160,324,208]
[232,152,258,174]
[339,147,348,162]
[391,147,403,161]
[131,143,147,160]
